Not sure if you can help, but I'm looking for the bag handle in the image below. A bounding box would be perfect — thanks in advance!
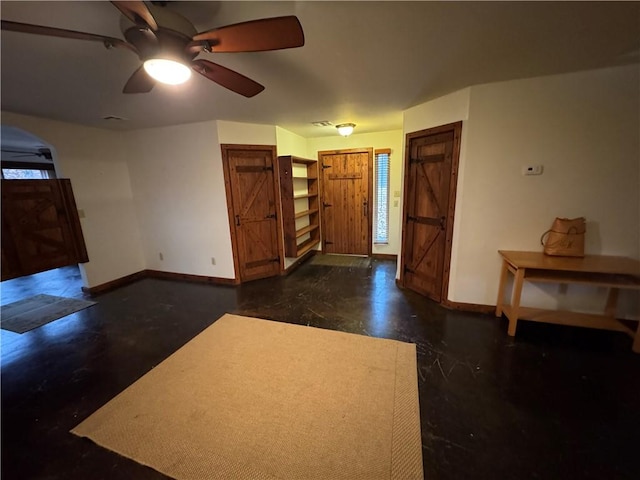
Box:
[540,230,551,246]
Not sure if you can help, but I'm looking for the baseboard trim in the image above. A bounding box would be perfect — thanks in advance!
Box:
[145,270,238,286]
[83,269,238,294]
[442,300,496,314]
[393,280,495,314]
[82,271,147,295]
[372,253,398,261]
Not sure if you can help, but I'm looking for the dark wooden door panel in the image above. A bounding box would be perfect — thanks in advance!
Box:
[401,123,462,303]
[319,149,372,255]
[1,179,88,281]
[222,145,280,282]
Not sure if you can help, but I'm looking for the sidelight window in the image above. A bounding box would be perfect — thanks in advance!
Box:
[374,149,390,244]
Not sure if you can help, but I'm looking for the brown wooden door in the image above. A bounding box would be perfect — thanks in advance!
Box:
[319,148,373,255]
[401,122,462,303]
[1,179,89,281]
[221,145,281,282]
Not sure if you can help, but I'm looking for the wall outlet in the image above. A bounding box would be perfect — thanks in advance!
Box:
[159,252,163,261]
[211,257,216,265]
[523,165,544,175]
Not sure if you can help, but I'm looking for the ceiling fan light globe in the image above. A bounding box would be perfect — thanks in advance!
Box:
[143,58,191,85]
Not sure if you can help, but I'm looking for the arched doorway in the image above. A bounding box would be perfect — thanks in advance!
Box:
[1,125,88,284]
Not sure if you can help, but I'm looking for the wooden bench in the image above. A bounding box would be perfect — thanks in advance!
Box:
[495,250,640,352]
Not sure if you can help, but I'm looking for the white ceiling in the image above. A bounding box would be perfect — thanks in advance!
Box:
[1,1,639,138]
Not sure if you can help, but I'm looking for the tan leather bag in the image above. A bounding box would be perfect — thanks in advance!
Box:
[540,217,586,257]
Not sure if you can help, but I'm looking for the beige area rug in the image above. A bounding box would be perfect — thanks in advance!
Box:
[72,314,423,480]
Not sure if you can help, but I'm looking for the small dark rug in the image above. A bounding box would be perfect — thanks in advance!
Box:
[0,294,96,334]
[310,254,371,268]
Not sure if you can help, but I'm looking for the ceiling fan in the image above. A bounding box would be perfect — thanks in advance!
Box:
[0,1,305,97]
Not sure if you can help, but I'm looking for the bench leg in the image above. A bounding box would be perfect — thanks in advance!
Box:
[507,267,525,337]
[495,259,509,317]
[607,288,640,353]
[604,288,619,318]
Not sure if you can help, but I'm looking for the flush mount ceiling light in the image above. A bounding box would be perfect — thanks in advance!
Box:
[336,123,356,137]
[143,58,192,85]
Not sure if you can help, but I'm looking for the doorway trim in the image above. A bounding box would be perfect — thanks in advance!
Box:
[317,147,374,256]
[220,144,284,284]
[399,121,463,304]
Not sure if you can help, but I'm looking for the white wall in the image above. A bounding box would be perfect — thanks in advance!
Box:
[125,120,236,279]
[403,88,471,135]
[458,65,639,315]
[406,66,639,317]
[307,130,404,256]
[217,120,276,145]
[276,126,309,158]
[1,112,145,288]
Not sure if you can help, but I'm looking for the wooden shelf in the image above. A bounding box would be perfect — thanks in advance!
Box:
[278,155,321,257]
[295,208,319,219]
[295,224,319,238]
[501,305,635,336]
[293,174,318,180]
[296,237,321,257]
[283,156,316,165]
[293,193,318,200]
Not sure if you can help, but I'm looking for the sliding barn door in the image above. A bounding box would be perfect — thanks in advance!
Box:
[221,145,281,282]
[401,122,462,303]
[1,179,88,281]
[319,148,373,255]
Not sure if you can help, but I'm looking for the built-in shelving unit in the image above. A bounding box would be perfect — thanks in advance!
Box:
[278,155,320,257]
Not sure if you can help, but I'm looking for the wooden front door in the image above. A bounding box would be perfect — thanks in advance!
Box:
[400,122,462,303]
[319,148,373,255]
[1,179,88,281]
[221,145,281,282]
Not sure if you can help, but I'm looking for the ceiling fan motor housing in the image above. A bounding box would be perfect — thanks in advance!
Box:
[120,5,197,63]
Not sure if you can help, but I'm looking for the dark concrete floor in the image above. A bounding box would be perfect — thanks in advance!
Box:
[1,258,639,480]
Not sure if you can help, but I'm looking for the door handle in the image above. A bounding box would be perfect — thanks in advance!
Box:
[440,216,446,230]
[363,201,368,217]
[235,215,240,226]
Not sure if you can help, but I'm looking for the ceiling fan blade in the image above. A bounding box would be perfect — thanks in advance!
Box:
[1,20,137,54]
[123,65,155,94]
[192,59,264,98]
[111,1,158,31]
[192,16,304,53]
